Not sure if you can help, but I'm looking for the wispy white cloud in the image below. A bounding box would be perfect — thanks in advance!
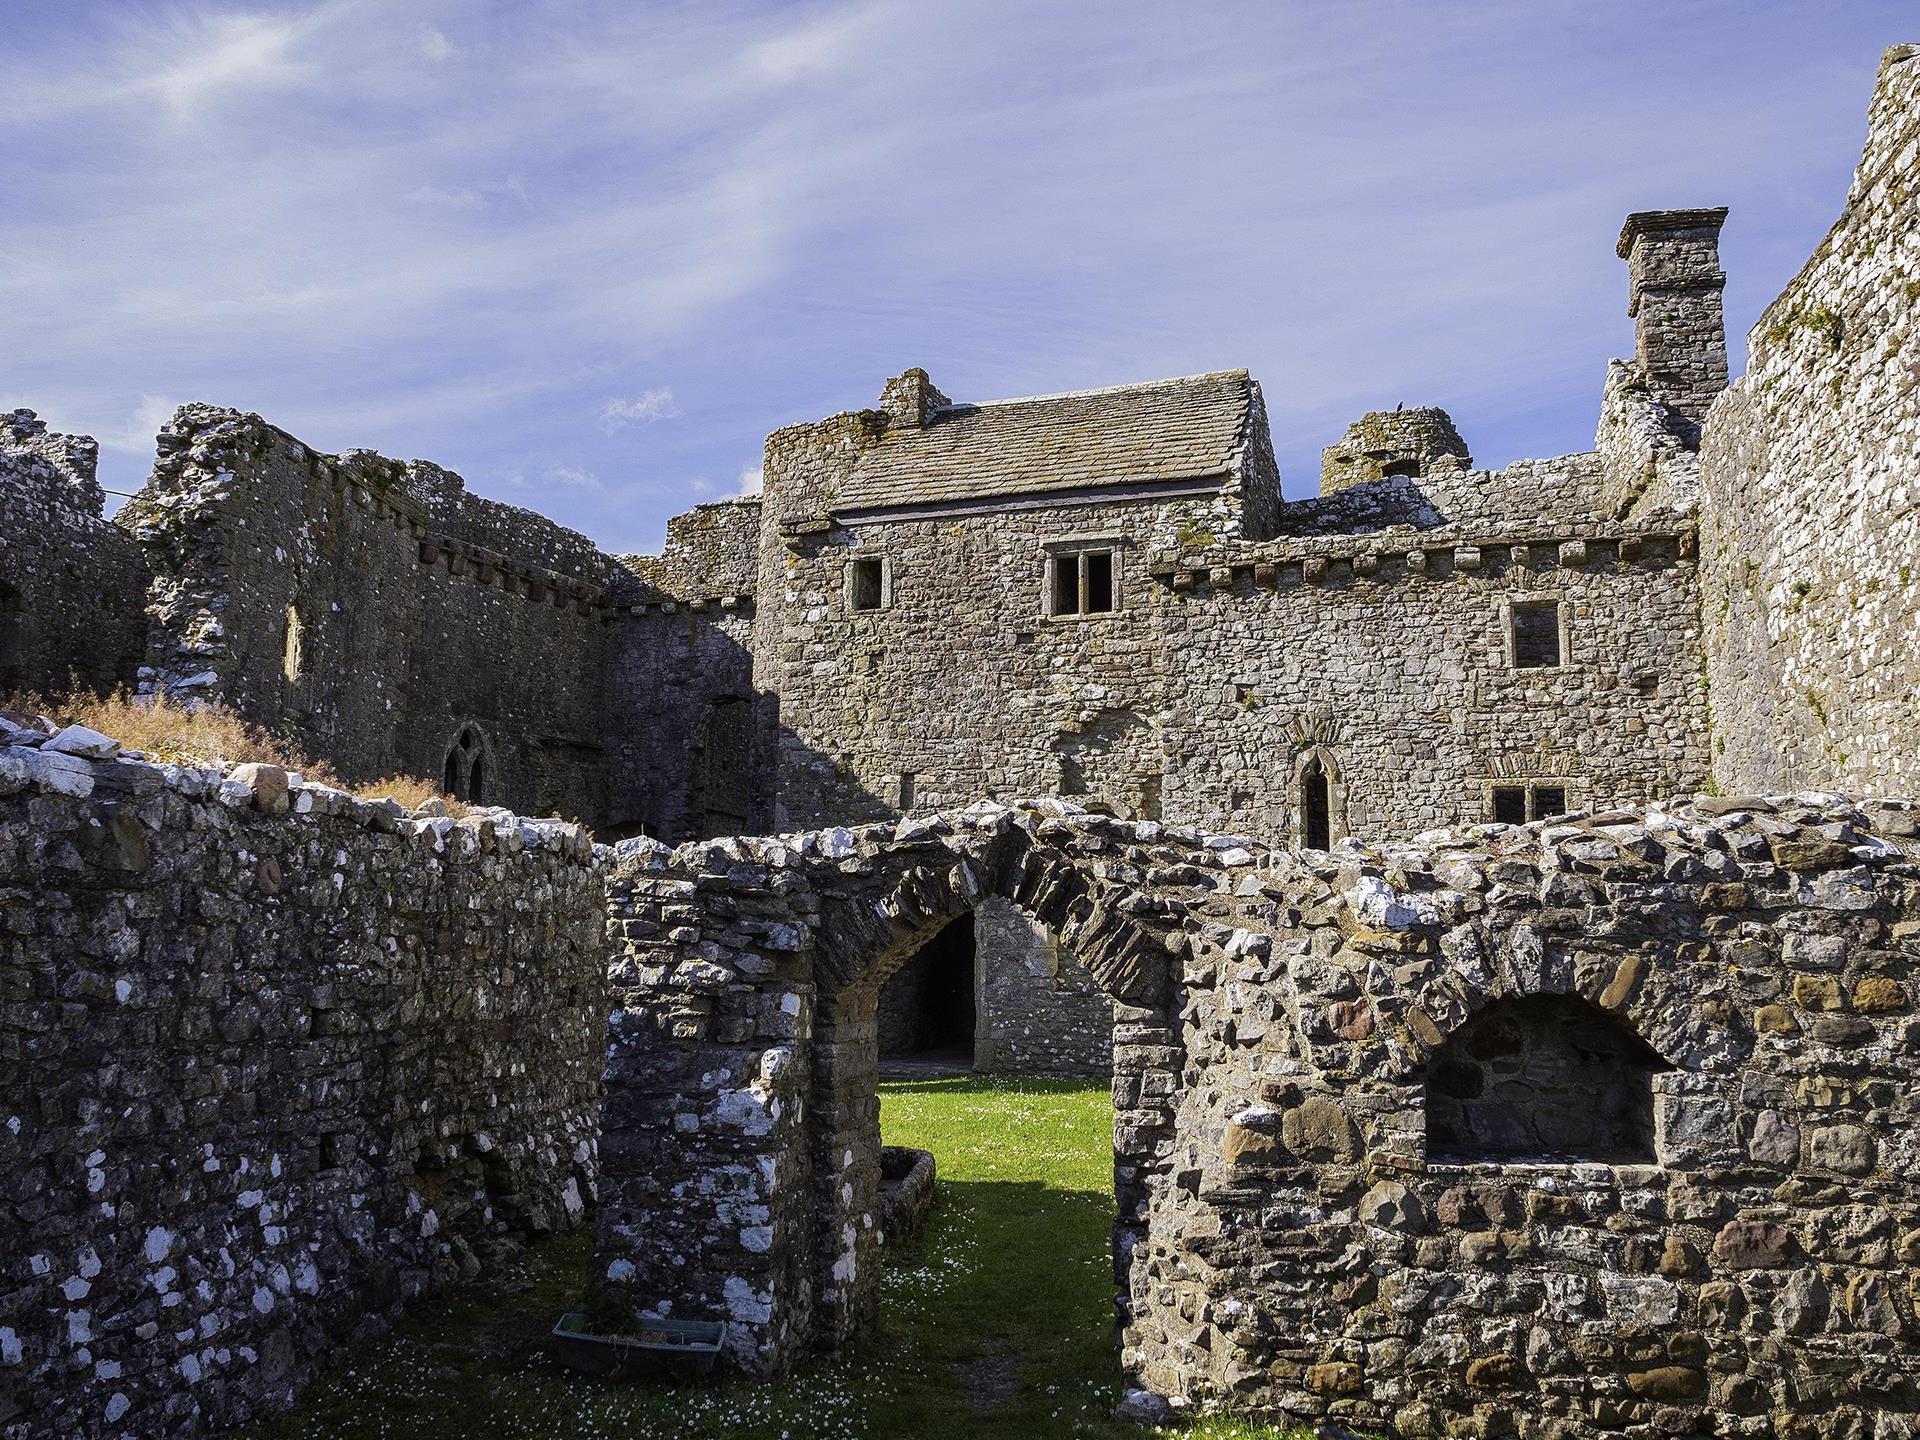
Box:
[734,464,764,498]
[1,0,1906,555]
[601,389,680,430]
[545,464,601,490]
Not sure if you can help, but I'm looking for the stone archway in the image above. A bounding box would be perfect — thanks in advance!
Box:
[595,802,1209,1377]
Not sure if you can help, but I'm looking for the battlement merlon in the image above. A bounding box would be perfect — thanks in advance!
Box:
[1616,207,1730,427]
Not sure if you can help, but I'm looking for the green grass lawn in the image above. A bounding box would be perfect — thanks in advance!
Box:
[250,1076,1307,1439]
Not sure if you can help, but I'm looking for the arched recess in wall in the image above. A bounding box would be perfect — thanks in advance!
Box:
[442,723,493,805]
[1052,708,1164,820]
[688,695,753,839]
[0,581,23,694]
[1423,994,1670,1164]
[1291,745,1347,851]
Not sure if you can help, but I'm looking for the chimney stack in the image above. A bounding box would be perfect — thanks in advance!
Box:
[1617,208,1729,427]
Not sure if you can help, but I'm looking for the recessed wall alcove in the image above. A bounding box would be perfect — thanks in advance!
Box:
[1423,994,1670,1164]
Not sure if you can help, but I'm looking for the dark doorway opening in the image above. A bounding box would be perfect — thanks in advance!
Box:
[0,581,23,694]
[877,911,976,1071]
[1424,994,1668,1164]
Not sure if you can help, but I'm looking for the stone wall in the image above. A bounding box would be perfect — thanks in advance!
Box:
[1700,46,1920,798]
[0,411,149,697]
[0,720,606,1439]
[605,500,769,842]
[973,896,1116,1077]
[595,793,1920,1436]
[1133,791,1920,1438]
[121,405,613,822]
[1148,516,1711,842]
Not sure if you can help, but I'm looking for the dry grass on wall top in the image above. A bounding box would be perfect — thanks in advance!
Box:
[0,685,468,815]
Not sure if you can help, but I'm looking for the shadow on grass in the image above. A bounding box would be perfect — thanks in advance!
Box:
[250,1077,1311,1439]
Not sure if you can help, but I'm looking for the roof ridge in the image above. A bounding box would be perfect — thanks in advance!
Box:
[931,368,1249,415]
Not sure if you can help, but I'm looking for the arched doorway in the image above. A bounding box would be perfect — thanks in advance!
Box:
[0,580,24,694]
[689,695,752,838]
[876,911,976,1070]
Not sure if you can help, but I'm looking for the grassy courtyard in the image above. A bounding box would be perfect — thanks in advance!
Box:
[253,1076,1306,1440]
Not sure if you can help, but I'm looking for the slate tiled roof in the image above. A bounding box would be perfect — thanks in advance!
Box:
[832,370,1253,512]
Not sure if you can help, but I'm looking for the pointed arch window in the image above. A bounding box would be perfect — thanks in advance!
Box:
[1291,746,1345,851]
[444,725,489,804]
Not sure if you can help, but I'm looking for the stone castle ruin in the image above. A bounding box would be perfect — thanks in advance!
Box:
[2,40,1917,1440]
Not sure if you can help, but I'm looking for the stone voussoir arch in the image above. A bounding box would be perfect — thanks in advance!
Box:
[595,797,1268,1375]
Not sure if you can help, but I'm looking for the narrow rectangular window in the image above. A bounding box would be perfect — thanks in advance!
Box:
[1530,785,1567,821]
[1511,600,1561,668]
[1083,551,1114,613]
[1050,553,1081,615]
[898,771,915,811]
[1492,787,1528,825]
[851,557,885,611]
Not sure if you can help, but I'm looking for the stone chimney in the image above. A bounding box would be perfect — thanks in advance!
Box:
[1319,408,1471,494]
[875,369,952,430]
[1617,208,1729,427]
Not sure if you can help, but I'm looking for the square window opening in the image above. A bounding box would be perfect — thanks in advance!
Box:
[1492,787,1528,825]
[851,557,885,612]
[1511,600,1561,668]
[1049,549,1116,616]
[1531,785,1567,821]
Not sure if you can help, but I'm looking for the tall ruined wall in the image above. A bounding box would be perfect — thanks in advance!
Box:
[604,499,769,842]
[0,411,149,696]
[1151,506,1711,840]
[122,406,613,821]
[1701,46,1920,796]
[0,721,606,1439]
[595,794,1920,1436]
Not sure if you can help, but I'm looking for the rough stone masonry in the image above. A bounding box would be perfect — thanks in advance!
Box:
[0,717,606,1439]
[595,790,1920,1436]
[0,33,1917,1440]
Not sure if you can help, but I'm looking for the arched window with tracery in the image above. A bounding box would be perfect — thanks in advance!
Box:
[443,725,489,804]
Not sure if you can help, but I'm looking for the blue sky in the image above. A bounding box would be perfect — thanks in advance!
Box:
[3,2,1910,554]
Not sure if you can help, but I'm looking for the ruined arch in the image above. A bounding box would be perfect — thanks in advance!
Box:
[594,806,1207,1375]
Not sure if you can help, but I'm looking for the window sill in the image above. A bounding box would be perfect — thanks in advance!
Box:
[1042,609,1126,624]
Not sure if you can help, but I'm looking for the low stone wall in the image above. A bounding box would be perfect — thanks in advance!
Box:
[597,794,1920,1436]
[1133,791,1920,1437]
[0,722,607,1439]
